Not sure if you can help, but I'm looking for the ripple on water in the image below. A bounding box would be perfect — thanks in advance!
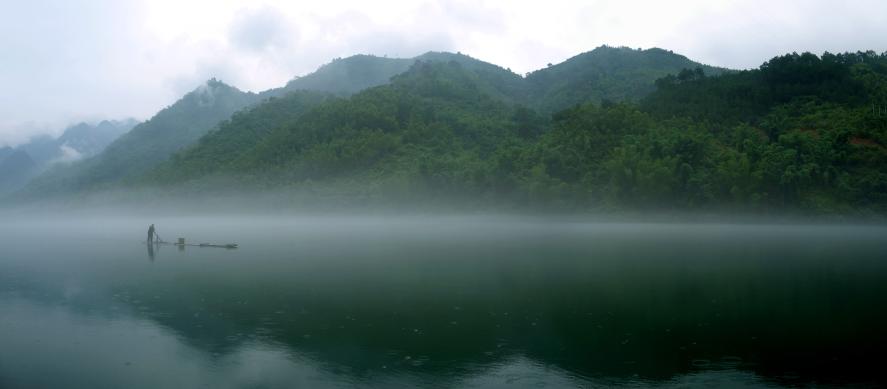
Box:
[715,356,744,369]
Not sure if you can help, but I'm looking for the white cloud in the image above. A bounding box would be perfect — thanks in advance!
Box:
[1,0,886,146]
[50,144,83,165]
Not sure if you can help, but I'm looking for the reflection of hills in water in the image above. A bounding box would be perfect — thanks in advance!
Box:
[2,221,887,387]
[0,297,782,388]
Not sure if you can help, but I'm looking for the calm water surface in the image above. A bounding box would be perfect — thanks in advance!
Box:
[1,216,886,388]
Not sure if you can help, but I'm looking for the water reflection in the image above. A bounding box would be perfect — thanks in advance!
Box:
[146,242,155,262]
[0,296,787,388]
[1,217,886,388]
[0,297,350,389]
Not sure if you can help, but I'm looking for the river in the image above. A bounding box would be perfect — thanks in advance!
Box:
[1,216,885,388]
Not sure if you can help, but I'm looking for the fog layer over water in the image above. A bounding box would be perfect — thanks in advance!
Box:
[1,215,886,388]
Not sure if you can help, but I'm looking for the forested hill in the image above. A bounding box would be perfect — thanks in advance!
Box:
[272,51,527,103]
[410,47,725,113]
[629,51,887,212]
[415,52,527,104]
[14,47,886,214]
[274,55,414,97]
[525,46,728,114]
[147,90,333,183]
[146,60,517,189]
[146,48,713,187]
[17,46,712,199]
[22,56,419,197]
[139,51,887,214]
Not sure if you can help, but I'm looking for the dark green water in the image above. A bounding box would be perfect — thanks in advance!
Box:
[1,216,886,388]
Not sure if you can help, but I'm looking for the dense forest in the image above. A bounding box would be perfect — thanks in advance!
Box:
[14,47,887,214]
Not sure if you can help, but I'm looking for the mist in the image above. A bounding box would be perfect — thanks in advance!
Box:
[3,1,887,388]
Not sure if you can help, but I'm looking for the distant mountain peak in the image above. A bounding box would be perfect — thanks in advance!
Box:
[280,54,415,96]
[523,44,730,112]
[204,77,229,87]
[185,79,249,108]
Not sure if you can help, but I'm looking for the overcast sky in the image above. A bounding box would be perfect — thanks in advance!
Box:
[1,0,884,147]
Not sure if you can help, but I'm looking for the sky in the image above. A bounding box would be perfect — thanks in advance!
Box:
[1,0,885,147]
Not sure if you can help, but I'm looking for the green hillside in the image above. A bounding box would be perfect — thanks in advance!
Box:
[18,47,720,199]
[17,47,887,214]
[145,61,521,201]
[139,51,887,214]
[525,46,729,114]
[147,90,332,183]
[275,54,414,96]
[136,48,715,189]
[415,52,527,104]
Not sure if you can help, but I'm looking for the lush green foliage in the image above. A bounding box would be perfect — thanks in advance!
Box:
[147,90,331,183]
[525,46,728,114]
[16,48,887,215]
[139,51,887,214]
[152,61,525,203]
[276,54,414,97]
[18,47,721,199]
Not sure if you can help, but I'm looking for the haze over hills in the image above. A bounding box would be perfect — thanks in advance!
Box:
[9,46,887,214]
[18,46,719,199]
[23,54,440,195]
[144,50,887,214]
[53,120,140,161]
[0,119,136,194]
[135,50,886,214]
[23,80,262,193]
[0,150,37,195]
[0,147,12,162]
[277,54,414,97]
[525,46,729,113]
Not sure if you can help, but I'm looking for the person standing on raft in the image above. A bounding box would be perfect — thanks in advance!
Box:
[148,224,156,244]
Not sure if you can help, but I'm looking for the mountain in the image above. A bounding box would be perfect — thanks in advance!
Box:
[147,90,332,183]
[0,119,136,195]
[142,53,525,186]
[138,61,531,196]
[54,119,138,161]
[641,51,885,124]
[9,119,136,166]
[525,46,729,113]
[276,54,414,97]
[138,48,718,191]
[22,55,438,196]
[23,80,261,193]
[267,46,731,115]
[238,60,516,175]
[415,52,527,103]
[136,50,887,214]
[18,46,748,204]
[87,80,259,183]
[20,53,521,197]
[16,135,59,165]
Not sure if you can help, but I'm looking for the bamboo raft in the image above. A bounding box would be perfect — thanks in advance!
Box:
[151,238,238,249]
